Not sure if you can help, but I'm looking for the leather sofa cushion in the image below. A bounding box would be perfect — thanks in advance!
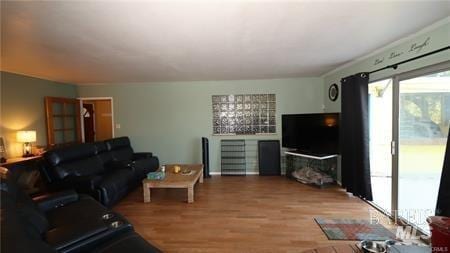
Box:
[52,156,105,180]
[46,195,110,227]
[2,189,49,240]
[46,223,108,251]
[45,144,97,166]
[97,169,135,207]
[5,178,50,236]
[1,210,57,253]
[17,203,50,236]
[45,143,106,180]
[94,141,108,153]
[105,137,134,161]
[63,174,103,192]
[93,231,162,253]
[34,190,79,212]
[45,195,133,251]
[94,141,114,165]
[105,137,131,150]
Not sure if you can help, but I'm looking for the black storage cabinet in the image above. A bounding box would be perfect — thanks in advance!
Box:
[258,140,281,176]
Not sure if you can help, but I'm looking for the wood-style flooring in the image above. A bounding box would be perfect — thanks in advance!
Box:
[113,176,394,253]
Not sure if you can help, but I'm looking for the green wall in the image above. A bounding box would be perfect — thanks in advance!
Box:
[0,71,77,157]
[323,20,450,112]
[78,78,324,173]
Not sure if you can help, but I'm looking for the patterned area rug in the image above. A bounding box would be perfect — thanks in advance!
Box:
[314,218,397,241]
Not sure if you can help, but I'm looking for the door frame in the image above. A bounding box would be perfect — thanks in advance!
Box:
[78,97,115,143]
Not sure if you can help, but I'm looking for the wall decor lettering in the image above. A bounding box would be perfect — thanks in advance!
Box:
[373,36,432,66]
[212,94,276,135]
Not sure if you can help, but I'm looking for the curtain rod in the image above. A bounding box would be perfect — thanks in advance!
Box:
[368,46,450,75]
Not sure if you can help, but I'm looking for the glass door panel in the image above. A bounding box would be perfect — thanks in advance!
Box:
[398,70,450,232]
[45,97,82,148]
[369,79,393,212]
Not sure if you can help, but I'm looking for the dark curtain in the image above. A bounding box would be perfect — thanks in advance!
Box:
[340,72,373,201]
[436,126,450,216]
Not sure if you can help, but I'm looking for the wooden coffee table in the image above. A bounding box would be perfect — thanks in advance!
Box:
[142,164,203,203]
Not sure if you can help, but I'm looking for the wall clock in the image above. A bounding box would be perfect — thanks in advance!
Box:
[328,83,339,101]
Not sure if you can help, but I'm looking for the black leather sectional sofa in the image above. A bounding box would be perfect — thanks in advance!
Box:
[1,137,162,253]
[1,174,161,253]
[40,137,159,207]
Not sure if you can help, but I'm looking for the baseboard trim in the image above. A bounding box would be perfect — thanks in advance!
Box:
[210,171,260,175]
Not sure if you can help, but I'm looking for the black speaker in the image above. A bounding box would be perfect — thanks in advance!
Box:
[258,140,281,176]
[202,137,210,178]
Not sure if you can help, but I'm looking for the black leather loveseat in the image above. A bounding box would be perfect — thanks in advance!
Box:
[41,137,159,207]
[1,174,161,253]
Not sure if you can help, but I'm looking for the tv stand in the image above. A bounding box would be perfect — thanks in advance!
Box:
[284,151,338,187]
[285,151,338,160]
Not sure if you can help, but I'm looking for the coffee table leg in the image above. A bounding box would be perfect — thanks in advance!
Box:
[143,184,151,203]
[188,186,194,203]
[199,169,204,183]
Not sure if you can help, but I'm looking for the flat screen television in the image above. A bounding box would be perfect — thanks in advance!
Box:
[282,113,340,154]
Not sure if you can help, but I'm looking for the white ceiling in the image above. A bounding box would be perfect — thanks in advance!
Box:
[1,1,449,84]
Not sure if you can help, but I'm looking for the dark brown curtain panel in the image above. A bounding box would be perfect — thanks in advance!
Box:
[436,126,450,216]
[340,72,373,201]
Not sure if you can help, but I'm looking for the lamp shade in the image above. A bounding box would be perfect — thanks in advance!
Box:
[16,131,36,143]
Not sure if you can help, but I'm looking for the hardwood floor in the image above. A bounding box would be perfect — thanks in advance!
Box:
[113,176,393,253]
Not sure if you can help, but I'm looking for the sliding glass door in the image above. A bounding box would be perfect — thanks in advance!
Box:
[398,70,450,232]
[369,64,450,234]
[369,79,393,212]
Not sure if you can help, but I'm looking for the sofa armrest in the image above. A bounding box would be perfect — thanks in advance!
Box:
[133,152,153,160]
[46,223,108,251]
[33,190,79,212]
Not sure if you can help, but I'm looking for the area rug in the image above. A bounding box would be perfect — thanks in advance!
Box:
[314,218,397,241]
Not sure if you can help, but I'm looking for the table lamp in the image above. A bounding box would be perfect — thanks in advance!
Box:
[16,130,36,157]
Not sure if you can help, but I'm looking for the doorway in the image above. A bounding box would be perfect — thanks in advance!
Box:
[82,103,95,142]
[79,98,114,142]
